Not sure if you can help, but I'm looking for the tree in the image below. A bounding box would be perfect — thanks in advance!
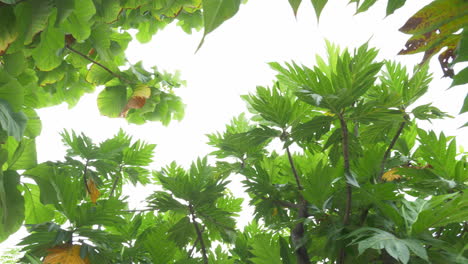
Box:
[0,0,467,263]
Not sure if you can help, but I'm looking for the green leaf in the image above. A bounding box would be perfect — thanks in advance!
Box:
[249,234,282,264]
[3,51,26,76]
[0,5,18,55]
[197,0,241,51]
[288,0,302,16]
[23,184,55,224]
[356,0,377,14]
[23,108,42,138]
[386,0,406,16]
[399,0,468,35]
[60,0,96,41]
[86,64,116,85]
[310,0,328,20]
[0,99,27,141]
[452,67,468,88]
[55,0,75,26]
[7,137,37,170]
[460,93,468,114]
[15,0,52,45]
[0,170,25,242]
[97,86,127,118]
[31,12,64,71]
[168,216,196,248]
[347,228,423,264]
[0,69,25,112]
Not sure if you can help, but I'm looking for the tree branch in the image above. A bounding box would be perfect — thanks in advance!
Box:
[65,45,132,84]
[189,204,208,264]
[378,121,406,181]
[337,114,352,264]
[285,146,310,264]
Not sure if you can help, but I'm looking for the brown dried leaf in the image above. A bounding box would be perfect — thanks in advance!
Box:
[120,84,151,117]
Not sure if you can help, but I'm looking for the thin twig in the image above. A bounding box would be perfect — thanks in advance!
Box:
[189,204,208,264]
[65,45,132,84]
[187,236,200,258]
[378,121,406,181]
[286,147,303,191]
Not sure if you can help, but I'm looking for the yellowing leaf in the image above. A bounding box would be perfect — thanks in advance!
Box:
[120,84,151,117]
[43,244,90,264]
[382,168,402,182]
[324,111,335,117]
[272,207,278,216]
[86,179,100,204]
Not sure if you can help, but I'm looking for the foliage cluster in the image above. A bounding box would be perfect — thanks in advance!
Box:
[0,0,467,264]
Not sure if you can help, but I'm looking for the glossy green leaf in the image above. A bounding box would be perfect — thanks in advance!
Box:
[198,0,241,50]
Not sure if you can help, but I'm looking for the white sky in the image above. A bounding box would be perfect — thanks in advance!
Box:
[2,0,467,253]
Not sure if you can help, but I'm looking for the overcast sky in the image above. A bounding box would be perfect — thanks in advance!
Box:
[2,0,467,252]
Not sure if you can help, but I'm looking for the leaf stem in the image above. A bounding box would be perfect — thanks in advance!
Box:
[286,147,303,191]
[83,160,91,195]
[378,121,406,181]
[189,203,208,264]
[110,165,123,198]
[65,45,132,84]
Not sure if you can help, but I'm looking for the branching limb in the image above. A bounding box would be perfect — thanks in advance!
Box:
[65,45,133,84]
[189,204,208,264]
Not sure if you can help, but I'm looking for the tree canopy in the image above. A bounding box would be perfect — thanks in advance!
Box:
[0,0,467,263]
